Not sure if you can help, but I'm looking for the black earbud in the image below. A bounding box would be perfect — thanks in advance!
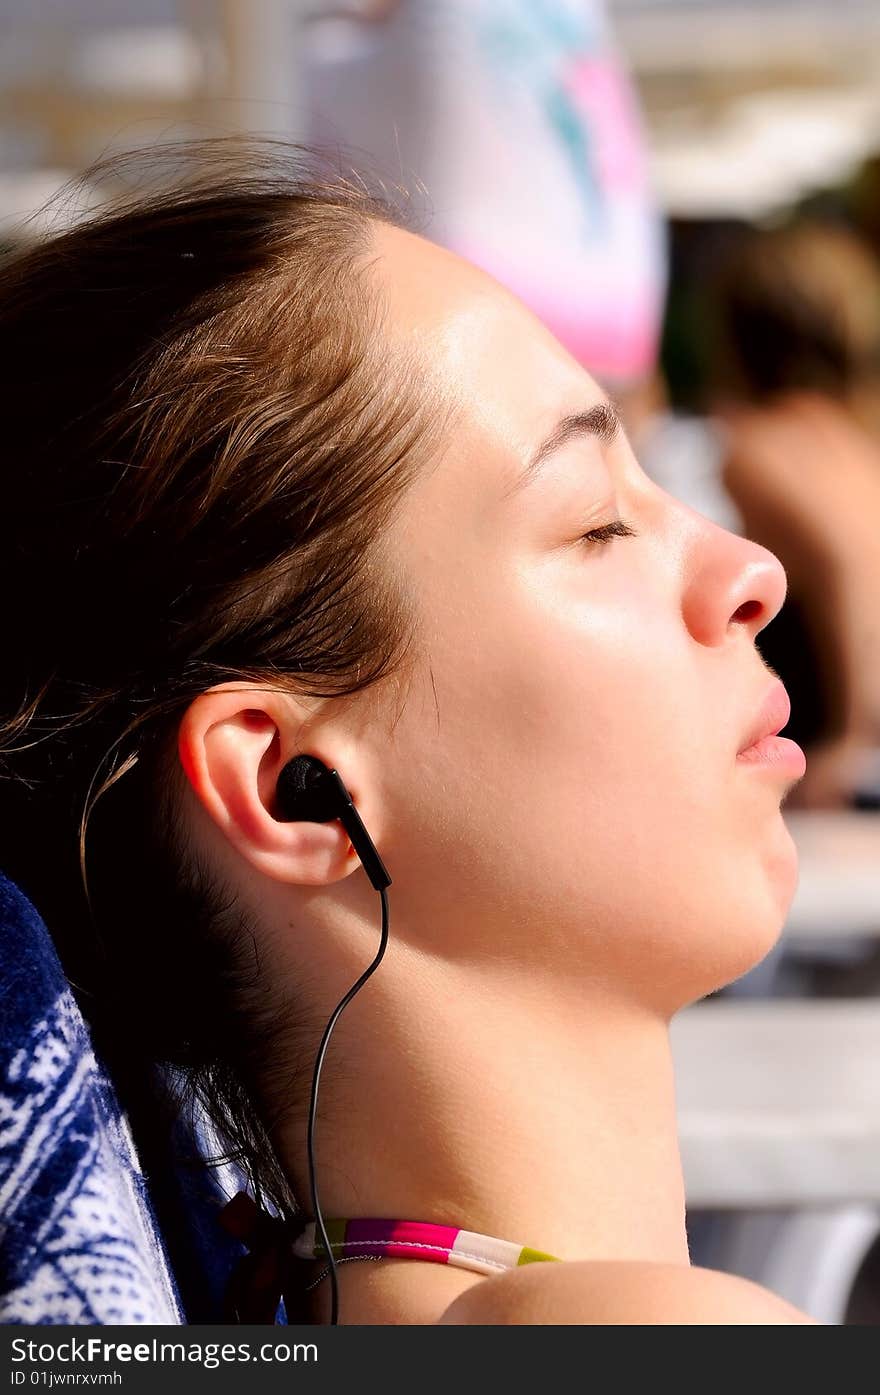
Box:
[275,754,391,891]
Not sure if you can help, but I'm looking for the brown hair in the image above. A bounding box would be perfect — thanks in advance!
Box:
[0,139,450,1288]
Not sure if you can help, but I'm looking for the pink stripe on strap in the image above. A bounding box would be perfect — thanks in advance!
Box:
[343,1218,460,1263]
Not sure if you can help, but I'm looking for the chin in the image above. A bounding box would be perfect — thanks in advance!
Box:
[690,927,782,1005]
[650,843,798,1014]
[686,840,799,1006]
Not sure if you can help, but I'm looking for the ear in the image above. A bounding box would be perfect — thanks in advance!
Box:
[176,684,360,886]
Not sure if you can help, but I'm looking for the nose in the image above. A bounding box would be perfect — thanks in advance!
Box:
[680,511,788,649]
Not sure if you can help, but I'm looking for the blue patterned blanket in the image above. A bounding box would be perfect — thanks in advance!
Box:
[0,870,184,1324]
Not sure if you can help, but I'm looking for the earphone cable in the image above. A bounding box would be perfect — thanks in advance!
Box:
[306,883,390,1326]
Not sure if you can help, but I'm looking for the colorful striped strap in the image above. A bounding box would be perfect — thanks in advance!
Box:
[291,1218,560,1278]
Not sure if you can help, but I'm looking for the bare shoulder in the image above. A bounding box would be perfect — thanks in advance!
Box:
[436,1260,818,1326]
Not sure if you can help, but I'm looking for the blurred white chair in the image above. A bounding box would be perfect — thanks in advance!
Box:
[674,999,880,1322]
[690,1206,880,1325]
[785,810,880,942]
[673,999,880,1209]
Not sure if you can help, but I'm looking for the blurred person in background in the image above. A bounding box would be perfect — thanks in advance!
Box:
[704,219,880,810]
[847,153,880,280]
[303,0,666,439]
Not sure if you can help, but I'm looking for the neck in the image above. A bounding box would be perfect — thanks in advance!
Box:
[273,939,689,1323]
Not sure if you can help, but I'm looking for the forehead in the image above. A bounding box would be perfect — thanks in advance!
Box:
[365,221,602,460]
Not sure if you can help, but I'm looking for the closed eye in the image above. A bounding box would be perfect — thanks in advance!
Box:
[580,519,639,546]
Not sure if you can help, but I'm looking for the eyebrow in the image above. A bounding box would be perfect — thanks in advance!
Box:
[504,399,623,498]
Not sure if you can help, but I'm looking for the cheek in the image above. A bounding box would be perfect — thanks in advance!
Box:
[382,554,788,1004]
[466,567,683,790]
[398,563,694,875]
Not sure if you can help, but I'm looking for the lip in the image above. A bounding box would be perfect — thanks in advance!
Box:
[737,679,792,756]
[736,733,807,777]
[736,680,806,777]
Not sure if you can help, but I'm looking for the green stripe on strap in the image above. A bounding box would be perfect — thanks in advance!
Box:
[517,1246,560,1265]
[313,1217,347,1258]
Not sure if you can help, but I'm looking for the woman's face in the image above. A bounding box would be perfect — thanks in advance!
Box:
[356,223,801,1010]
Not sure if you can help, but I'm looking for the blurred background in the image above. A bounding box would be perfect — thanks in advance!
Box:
[2,0,880,1326]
